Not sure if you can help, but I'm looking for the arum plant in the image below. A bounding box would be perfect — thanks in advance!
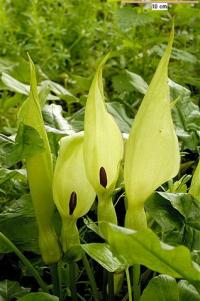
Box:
[124,27,180,231]
[19,56,61,264]
[53,133,96,253]
[83,54,124,227]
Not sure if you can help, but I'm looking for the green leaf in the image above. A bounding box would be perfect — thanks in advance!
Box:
[1,72,67,102]
[107,102,132,133]
[140,275,179,301]
[42,80,77,104]
[179,280,200,301]
[0,280,30,301]
[145,192,184,246]
[0,194,39,253]
[146,192,200,250]
[68,108,84,132]
[170,79,200,151]
[103,222,200,282]
[1,72,30,95]
[125,70,148,94]
[43,104,75,136]
[17,292,59,301]
[140,275,200,301]
[0,123,44,167]
[115,7,154,31]
[42,104,75,155]
[112,71,148,94]
[151,45,198,64]
[112,74,135,93]
[0,167,26,188]
[82,243,125,272]
[0,168,27,202]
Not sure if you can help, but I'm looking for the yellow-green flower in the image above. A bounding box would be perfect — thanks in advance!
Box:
[83,54,124,225]
[19,56,61,264]
[124,27,180,230]
[53,133,96,252]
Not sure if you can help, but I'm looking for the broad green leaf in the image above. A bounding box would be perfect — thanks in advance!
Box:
[43,104,75,136]
[42,104,75,156]
[103,222,200,282]
[124,28,180,230]
[0,168,27,201]
[107,102,132,133]
[145,192,184,247]
[0,194,39,253]
[42,80,77,103]
[17,292,59,301]
[0,168,26,187]
[1,72,67,103]
[125,70,148,94]
[179,280,200,301]
[0,280,30,301]
[170,79,200,151]
[83,54,124,194]
[68,108,84,132]
[112,73,136,93]
[71,74,91,94]
[18,57,60,264]
[82,243,125,272]
[140,275,179,301]
[151,45,198,64]
[146,192,200,250]
[140,275,200,301]
[0,123,44,167]
[1,72,30,95]
[115,7,154,31]
[112,71,148,94]
[53,133,95,252]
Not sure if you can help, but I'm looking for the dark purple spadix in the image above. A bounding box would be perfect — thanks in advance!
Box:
[99,166,107,188]
[69,191,77,215]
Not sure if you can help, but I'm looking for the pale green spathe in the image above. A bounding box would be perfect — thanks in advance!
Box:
[83,54,124,195]
[53,132,95,219]
[19,56,60,264]
[53,133,96,252]
[124,28,180,229]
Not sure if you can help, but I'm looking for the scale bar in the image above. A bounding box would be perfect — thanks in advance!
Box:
[122,0,198,3]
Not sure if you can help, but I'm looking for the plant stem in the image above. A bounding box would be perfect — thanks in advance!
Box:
[61,217,80,253]
[98,194,117,237]
[108,272,114,301]
[82,252,99,301]
[51,263,60,297]
[69,262,78,301]
[103,269,108,301]
[125,268,132,301]
[132,265,140,301]
[125,206,147,231]
[58,261,64,301]
[0,232,48,292]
